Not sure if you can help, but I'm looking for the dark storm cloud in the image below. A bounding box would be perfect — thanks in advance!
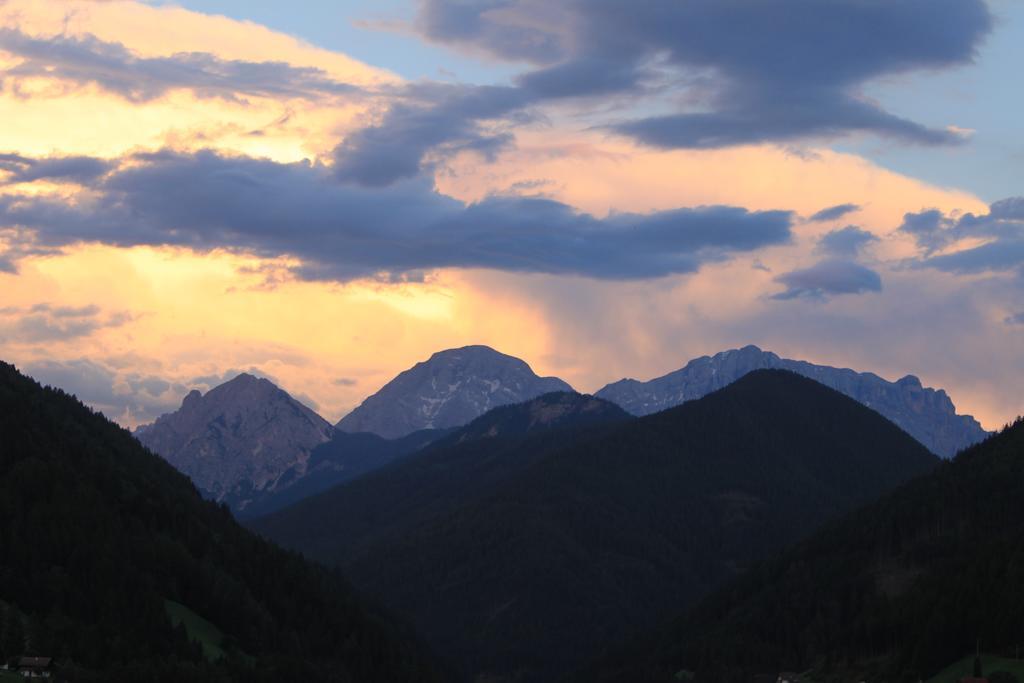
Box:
[809,203,861,223]
[1006,312,1024,326]
[409,0,991,149]
[0,28,360,102]
[0,153,114,185]
[772,259,883,300]
[903,198,1024,274]
[817,226,878,257]
[0,149,793,281]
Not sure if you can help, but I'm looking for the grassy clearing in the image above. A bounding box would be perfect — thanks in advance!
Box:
[164,599,227,662]
[928,653,1024,683]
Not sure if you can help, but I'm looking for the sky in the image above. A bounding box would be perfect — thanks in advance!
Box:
[0,0,1021,430]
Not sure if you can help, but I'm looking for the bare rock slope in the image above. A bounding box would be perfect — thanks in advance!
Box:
[136,373,333,510]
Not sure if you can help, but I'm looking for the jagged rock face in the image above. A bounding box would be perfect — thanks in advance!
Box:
[595,345,989,458]
[336,345,574,439]
[136,373,333,509]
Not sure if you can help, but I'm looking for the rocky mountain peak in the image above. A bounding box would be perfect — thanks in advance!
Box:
[136,374,333,510]
[336,346,574,439]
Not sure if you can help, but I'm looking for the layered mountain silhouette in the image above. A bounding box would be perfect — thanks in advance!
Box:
[139,346,985,520]
[135,372,335,512]
[336,345,573,439]
[0,361,444,682]
[579,418,1024,683]
[596,345,988,457]
[253,371,938,682]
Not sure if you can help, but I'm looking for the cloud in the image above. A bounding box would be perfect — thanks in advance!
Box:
[610,92,964,150]
[333,82,529,186]
[0,149,793,281]
[809,203,861,222]
[772,259,883,300]
[1006,312,1024,326]
[903,198,1024,273]
[817,225,879,257]
[333,377,358,386]
[899,208,956,253]
[990,197,1024,220]
[0,27,361,102]
[923,241,1024,274]
[330,62,651,187]
[515,57,646,99]
[414,0,571,64]
[409,0,991,149]
[328,0,990,188]
[0,153,114,185]
[0,302,133,343]
[23,358,181,424]
[30,303,102,317]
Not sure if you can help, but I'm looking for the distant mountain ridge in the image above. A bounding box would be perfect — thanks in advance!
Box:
[136,373,334,511]
[336,345,574,439]
[139,345,986,515]
[596,345,988,457]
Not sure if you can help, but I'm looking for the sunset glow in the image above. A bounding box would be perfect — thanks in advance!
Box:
[1,0,1021,430]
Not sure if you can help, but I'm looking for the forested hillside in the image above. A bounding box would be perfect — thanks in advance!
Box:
[256,371,939,682]
[579,418,1024,683]
[0,362,444,683]
[253,392,631,566]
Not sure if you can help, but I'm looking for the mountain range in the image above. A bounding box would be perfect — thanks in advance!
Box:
[252,370,939,682]
[137,344,987,516]
[4,351,1018,683]
[595,345,988,458]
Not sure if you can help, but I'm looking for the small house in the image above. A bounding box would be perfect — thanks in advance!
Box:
[16,657,53,678]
